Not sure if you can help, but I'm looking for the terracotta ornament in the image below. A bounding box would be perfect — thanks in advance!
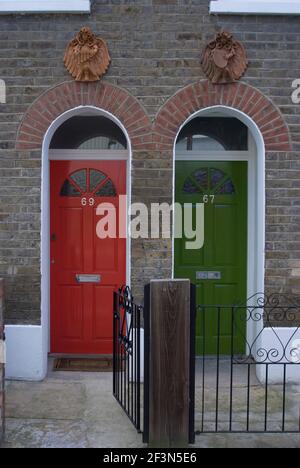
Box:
[64,26,111,82]
[201,31,248,84]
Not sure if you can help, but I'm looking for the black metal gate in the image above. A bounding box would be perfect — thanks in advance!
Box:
[195,293,300,434]
[113,286,145,433]
[113,287,300,439]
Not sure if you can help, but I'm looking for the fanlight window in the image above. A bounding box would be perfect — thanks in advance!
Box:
[50,116,127,150]
[60,169,117,197]
[176,135,225,151]
[78,137,125,150]
[176,117,248,151]
[183,167,236,195]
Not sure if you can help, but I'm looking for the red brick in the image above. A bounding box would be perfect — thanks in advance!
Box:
[239,88,257,113]
[123,106,145,123]
[16,79,292,154]
[260,116,283,133]
[127,125,152,140]
[155,115,178,133]
[20,124,44,139]
[266,142,291,151]
[158,108,181,128]
[86,82,100,105]
[154,124,176,139]
[18,132,41,144]
[171,93,191,115]
[242,92,263,116]
[21,115,46,134]
[256,109,280,129]
[28,109,51,129]
[17,141,40,150]
[110,90,129,116]
[66,82,82,107]
[263,125,288,138]
[224,83,239,107]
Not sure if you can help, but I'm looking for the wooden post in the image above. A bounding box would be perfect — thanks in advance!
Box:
[148,279,193,448]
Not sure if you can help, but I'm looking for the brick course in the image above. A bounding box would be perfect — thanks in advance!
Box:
[0,0,300,319]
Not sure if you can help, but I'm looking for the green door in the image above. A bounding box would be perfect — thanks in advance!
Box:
[174,161,247,354]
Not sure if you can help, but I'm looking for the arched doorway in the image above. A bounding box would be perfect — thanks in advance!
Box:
[173,106,265,353]
[43,107,131,356]
[11,81,150,380]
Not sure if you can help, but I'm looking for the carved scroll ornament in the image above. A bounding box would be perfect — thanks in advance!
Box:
[64,27,111,82]
[201,31,248,84]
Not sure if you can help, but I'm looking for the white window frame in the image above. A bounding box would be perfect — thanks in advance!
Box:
[210,0,300,15]
[0,0,91,14]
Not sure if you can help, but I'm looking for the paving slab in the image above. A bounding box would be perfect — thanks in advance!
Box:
[2,360,143,449]
[195,433,300,449]
[2,358,300,448]
[3,418,89,448]
[5,380,86,420]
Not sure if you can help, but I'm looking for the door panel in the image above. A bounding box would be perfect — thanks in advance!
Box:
[92,285,116,341]
[213,205,237,265]
[58,207,84,270]
[175,161,247,354]
[92,207,119,272]
[50,160,126,355]
[59,285,84,340]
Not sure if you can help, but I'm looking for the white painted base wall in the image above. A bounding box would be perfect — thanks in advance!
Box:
[5,325,47,381]
[256,328,300,384]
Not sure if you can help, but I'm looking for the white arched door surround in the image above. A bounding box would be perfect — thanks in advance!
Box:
[6,105,133,380]
[40,106,131,375]
[173,105,266,347]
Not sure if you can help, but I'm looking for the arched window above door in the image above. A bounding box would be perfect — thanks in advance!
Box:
[176,117,248,151]
[50,116,127,150]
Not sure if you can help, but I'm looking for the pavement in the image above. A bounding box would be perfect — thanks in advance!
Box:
[2,359,143,449]
[1,358,300,448]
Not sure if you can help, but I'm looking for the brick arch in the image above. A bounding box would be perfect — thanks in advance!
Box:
[16,81,152,150]
[154,80,292,152]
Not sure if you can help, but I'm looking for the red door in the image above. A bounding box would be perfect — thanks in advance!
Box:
[50,161,126,354]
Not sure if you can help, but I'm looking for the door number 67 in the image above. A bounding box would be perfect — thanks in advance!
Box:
[81,197,95,206]
[203,195,215,204]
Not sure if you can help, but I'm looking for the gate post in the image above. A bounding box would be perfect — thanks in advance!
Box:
[146,279,195,448]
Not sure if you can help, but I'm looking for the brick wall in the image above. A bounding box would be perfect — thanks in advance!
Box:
[0,0,300,320]
[0,279,5,443]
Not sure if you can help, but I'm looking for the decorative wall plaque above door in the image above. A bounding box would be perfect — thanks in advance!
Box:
[201,31,248,84]
[64,26,111,82]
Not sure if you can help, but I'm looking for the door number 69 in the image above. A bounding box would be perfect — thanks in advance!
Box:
[81,197,95,207]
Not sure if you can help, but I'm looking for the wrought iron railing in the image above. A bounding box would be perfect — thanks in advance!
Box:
[195,293,300,434]
[113,286,143,433]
